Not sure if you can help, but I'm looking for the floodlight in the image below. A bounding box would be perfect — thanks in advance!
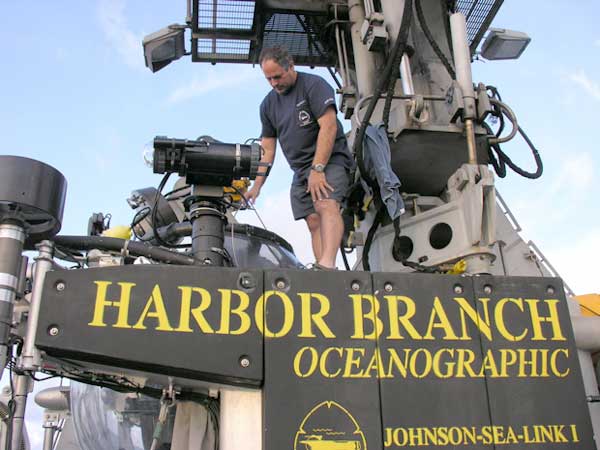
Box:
[481,28,531,60]
[152,136,263,186]
[143,25,187,72]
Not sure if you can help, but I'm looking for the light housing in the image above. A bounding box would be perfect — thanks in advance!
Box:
[480,28,531,60]
[142,25,186,72]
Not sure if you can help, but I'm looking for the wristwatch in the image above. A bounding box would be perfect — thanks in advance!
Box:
[311,163,326,173]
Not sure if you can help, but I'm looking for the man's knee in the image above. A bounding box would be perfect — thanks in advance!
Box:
[305,213,320,232]
[314,199,341,216]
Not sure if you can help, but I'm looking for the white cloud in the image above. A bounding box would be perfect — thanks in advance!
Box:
[595,39,600,47]
[167,68,261,104]
[544,151,595,196]
[97,0,144,70]
[568,69,600,101]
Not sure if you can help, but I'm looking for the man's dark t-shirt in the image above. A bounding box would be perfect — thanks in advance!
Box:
[260,72,354,184]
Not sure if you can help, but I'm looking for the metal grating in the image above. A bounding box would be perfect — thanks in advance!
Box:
[192,0,257,63]
[197,39,252,60]
[261,13,335,67]
[190,0,503,65]
[197,0,255,30]
[456,0,504,53]
[191,0,335,66]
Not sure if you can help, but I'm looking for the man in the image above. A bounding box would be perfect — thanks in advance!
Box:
[245,46,354,269]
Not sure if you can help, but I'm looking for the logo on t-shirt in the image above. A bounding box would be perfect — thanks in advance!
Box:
[298,109,313,127]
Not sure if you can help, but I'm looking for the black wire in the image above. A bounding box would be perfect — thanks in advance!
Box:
[5,361,15,450]
[150,174,189,249]
[483,87,543,179]
[362,208,386,271]
[164,184,191,199]
[341,244,351,270]
[415,0,456,80]
[131,207,151,240]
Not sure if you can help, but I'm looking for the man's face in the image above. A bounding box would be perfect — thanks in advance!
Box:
[261,59,296,95]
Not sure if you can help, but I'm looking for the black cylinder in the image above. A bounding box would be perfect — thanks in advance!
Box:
[189,201,226,266]
[0,156,67,246]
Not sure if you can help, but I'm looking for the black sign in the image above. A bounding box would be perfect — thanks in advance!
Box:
[36,267,594,449]
[37,266,264,386]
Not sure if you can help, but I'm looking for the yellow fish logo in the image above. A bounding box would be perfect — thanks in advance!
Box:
[294,401,367,450]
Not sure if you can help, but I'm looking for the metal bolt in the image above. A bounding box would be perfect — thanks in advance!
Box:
[384,283,393,292]
[547,286,555,295]
[276,280,286,290]
[56,282,65,292]
[241,276,253,288]
[454,284,463,294]
[239,356,250,368]
[483,285,492,294]
[351,281,360,291]
[48,326,59,336]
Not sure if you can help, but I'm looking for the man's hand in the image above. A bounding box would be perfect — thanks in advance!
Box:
[244,185,261,206]
[307,170,334,202]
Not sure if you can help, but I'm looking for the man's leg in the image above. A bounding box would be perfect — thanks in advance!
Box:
[314,199,343,268]
[305,213,322,262]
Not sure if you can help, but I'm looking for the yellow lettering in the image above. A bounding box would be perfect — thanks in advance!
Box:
[423,297,459,340]
[350,294,382,340]
[255,291,294,338]
[319,347,343,378]
[175,286,214,333]
[385,295,422,339]
[550,349,570,377]
[495,298,528,341]
[132,284,173,331]
[216,289,251,335]
[88,281,135,328]
[526,299,566,341]
[454,297,491,340]
[298,293,334,338]
[293,346,318,377]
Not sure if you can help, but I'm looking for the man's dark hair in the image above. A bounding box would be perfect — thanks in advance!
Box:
[259,46,294,70]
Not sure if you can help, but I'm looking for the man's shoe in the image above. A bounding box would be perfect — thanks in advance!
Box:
[311,263,337,271]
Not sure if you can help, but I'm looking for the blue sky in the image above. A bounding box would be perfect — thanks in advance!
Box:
[1,1,599,446]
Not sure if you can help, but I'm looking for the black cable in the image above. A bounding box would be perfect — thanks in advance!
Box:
[131,207,151,240]
[151,174,173,247]
[354,0,414,189]
[362,208,386,271]
[53,235,196,265]
[483,86,543,180]
[341,244,351,271]
[164,184,191,199]
[382,0,414,131]
[415,0,456,80]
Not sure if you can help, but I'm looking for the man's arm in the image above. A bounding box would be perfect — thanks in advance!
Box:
[307,106,337,202]
[245,136,276,204]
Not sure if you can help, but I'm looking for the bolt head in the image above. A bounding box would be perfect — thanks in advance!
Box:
[48,326,59,336]
[239,356,250,368]
[384,283,393,292]
[454,284,463,294]
[483,285,492,294]
[56,282,65,292]
[547,286,555,295]
[351,282,360,291]
[276,280,286,289]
